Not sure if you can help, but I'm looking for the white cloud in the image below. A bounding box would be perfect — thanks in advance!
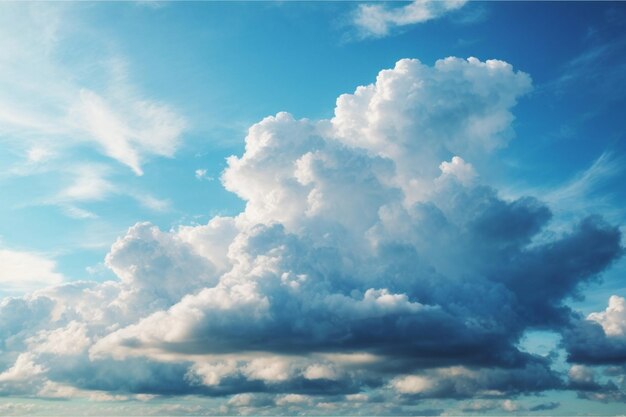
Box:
[71,89,186,176]
[26,146,55,164]
[568,364,596,385]
[104,222,219,309]
[354,0,467,38]
[0,353,45,382]
[439,156,477,185]
[0,3,186,181]
[303,363,337,380]
[53,164,172,214]
[0,249,64,292]
[391,375,434,394]
[330,57,531,205]
[58,165,116,202]
[176,216,239,273]
[60,205,98,220]
[275,394,311,406]
[195,169,214,181]
[227,393,256,407]
[243,357,295,383]
[588,295,626,337]
[0,55,617,410]
[502,399,519,412]
[345,393,368,402]
[186,360,238,386]
[27,321,90,355]
[130,193,172,212]
[37,380,142,402]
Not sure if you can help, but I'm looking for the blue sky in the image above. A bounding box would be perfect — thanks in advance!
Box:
[0,1,626,415]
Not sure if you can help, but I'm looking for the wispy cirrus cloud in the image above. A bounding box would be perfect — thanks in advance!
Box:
[509,152,626,234]
[0,3,186,177]
[52,164,172,214]
[353,0,467,39]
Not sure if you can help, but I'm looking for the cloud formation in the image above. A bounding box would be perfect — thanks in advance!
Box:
[0,3,186,177]
[0,250,64,293]
[0,56,623,412]
[353,0,467,38]
[563,296,626,367]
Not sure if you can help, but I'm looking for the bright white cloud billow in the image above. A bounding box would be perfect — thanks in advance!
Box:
[0,56,623,412]
[588,295,626,337]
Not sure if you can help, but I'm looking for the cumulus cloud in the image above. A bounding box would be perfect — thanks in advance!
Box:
[27,321,90,355]
[354,0,467,38]
[0,56,622,411]
[588,295,626,337]
[561,298,626,403]
[439,156,477,185]
[563,296,626,366]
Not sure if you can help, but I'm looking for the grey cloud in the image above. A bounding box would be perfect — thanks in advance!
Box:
[529,401,560,411]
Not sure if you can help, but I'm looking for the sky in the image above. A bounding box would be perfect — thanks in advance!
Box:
[0,0,626,415]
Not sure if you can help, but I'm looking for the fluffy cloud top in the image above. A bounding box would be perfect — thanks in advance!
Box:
[588,295,626,337]
[0,56,623,411]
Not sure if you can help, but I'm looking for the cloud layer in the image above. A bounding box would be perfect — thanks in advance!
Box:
[0,56,623,413]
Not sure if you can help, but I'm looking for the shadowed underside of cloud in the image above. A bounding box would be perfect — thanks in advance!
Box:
[0,56,623,411]
[563,295,626,366]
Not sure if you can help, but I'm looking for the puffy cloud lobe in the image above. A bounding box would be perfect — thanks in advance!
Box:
[105,222,219,311]
[588,295,626,337]
[27,321,90,355]
[0,57,623,409]
[439,156,476,185]
[332,57,531,205]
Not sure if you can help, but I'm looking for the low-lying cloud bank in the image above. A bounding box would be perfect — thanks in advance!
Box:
[0,57,623,413]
